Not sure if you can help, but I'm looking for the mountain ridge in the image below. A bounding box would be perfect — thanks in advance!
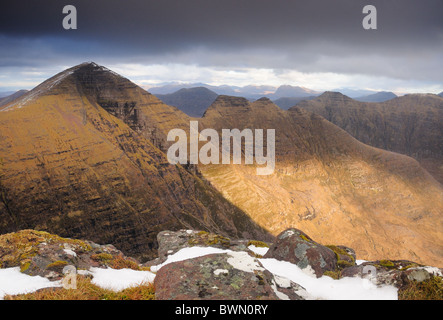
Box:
[293,91,443,184]
[196,94,443,266]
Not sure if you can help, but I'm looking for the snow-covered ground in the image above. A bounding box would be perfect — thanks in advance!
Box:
[0,246,399,300]
[0,267,62,299]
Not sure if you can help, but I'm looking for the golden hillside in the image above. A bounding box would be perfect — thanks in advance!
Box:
[0,63,271,261]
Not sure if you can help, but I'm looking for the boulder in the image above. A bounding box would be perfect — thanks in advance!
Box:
[154,251,310,300]
[341,260,443,289]
[263,228,338,277]
[144,229,267,267]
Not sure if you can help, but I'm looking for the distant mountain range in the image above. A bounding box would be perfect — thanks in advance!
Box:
[147,83,403,99]
[150,83,400,115]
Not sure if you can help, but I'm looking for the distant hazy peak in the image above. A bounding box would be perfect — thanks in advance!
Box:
[255,97,272,102]
[317,91,352,100]
[355,91,397,103]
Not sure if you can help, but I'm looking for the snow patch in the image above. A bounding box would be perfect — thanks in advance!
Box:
[259,258,398,300]
[0,267,61,300]
[227,251,264,273]
[270,280,290,300]
[150,246,231,272]
[248,245,269,256]
[214,269,229,276]
[89,267,155,292]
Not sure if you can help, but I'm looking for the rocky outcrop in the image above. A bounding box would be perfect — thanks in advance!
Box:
[150,228,442,300]
[0,229,141,280]
[340,260,443,290]
[154,252,308,300]
[145,229,268,268]
[263,228,341,277]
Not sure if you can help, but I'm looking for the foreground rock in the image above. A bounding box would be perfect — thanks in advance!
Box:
[341,260,443,290]
[1,228,442,300]
[145,229,266,267]
[263,228,353,277]
[0,229,141,280]
[154,251,309,300]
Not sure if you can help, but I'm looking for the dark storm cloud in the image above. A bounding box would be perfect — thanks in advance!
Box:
[0,0,442,83]
[2,0,441,46]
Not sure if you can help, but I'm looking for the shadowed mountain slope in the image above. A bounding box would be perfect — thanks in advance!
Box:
[294,92,443,184]
[155,87,218,117]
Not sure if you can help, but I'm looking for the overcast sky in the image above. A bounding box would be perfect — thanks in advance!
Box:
[0,0,442,94]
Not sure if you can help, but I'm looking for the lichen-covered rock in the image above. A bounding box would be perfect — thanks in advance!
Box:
[263,228,338,277]
[144,229,268,267]
[0,229,141,279]
[154,251,309,300]
[340,260,443,290]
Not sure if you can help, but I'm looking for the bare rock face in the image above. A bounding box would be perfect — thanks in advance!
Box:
[264,228,339,277]
[154,251,309,300]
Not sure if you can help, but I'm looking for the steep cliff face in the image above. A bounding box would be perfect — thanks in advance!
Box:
[0,63,271,261]
[195,96,443,266]
[295,92,443,184]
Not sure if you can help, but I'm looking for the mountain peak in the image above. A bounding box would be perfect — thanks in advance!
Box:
[211,95,250,106]
[318,91,350,99]
[202,95,251,118]
[272,85,320,98]
[0,62,136,113]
